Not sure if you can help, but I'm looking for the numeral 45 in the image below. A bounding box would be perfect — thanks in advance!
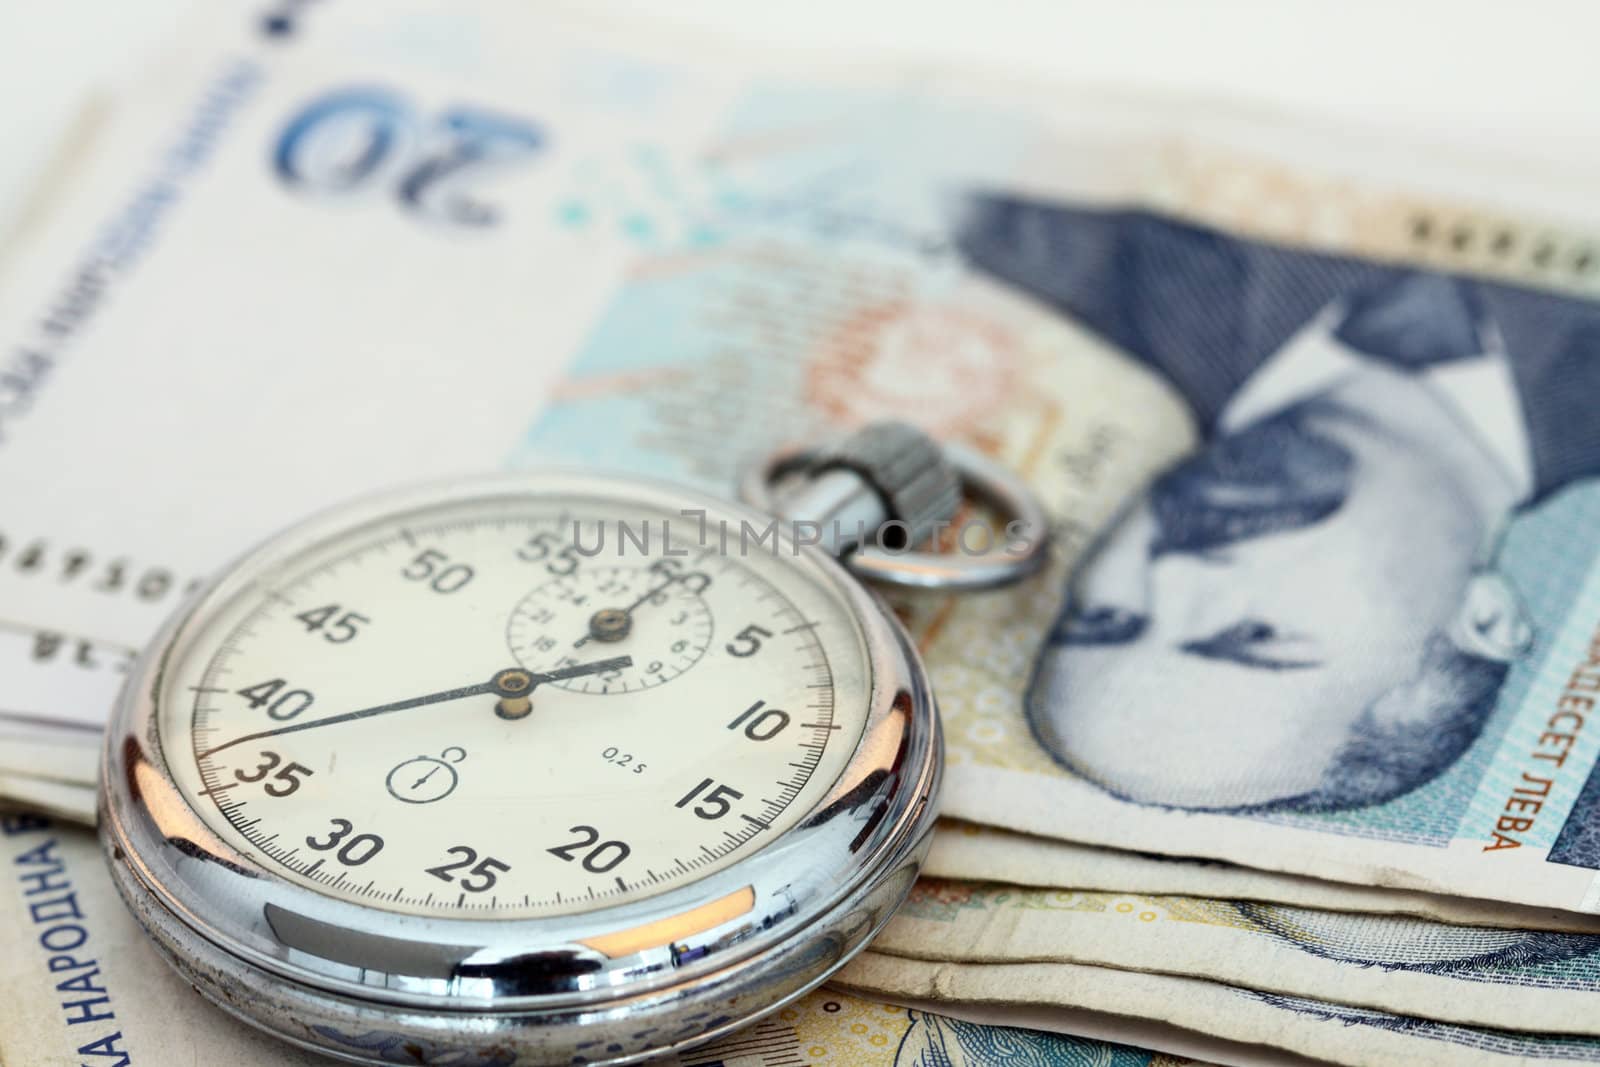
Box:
[295,603,369,643]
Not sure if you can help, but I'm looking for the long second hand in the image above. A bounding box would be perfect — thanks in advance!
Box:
[199,681,494,759]
[197,655,632,759]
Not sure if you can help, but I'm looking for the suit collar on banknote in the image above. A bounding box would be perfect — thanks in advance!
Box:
[1220,301,1532,508]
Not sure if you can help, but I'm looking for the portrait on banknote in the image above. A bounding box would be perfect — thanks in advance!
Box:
[895,1009,1126,1066]
[1233,902,1600,978]
[957,198,1600,816]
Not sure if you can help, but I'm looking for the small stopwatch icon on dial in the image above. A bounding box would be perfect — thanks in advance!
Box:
[506,563,714,692]
[385,747,466,804]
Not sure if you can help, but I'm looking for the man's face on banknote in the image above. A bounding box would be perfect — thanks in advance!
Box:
[1232,903,1600,974]
[1028,359,1517,812]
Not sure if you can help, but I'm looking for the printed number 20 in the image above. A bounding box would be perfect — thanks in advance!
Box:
[273,88,545,227]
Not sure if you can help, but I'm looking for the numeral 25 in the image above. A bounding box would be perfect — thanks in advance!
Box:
[424,845,510,893]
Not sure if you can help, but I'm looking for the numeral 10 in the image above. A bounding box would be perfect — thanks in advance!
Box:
[727,700,790,741]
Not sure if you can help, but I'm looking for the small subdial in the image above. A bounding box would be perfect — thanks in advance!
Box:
[507,564,714,691]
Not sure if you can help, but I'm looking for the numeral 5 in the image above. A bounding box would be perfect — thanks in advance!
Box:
[724,624,772,658]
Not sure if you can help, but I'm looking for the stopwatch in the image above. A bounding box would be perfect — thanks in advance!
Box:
[99,422,1046,1065]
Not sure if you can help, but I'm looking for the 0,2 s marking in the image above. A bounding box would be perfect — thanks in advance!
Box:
[601,746,646,774]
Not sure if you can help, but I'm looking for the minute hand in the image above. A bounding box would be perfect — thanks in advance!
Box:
[197,655,632,760]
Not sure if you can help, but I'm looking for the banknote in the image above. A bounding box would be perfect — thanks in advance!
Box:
[698,990,1207,1067]
[872,994,1325,1067]
[0,817,1193,1067]
[0,0,827,650]
[0,622,133,729]
[0,814,329,1065]
[7,0,1600,914]
[0,716,105,801]
[0,776,96,824]
[0,621,129,795]
[927,821,1600,933]
[0,727,99,785]
[839,951,1600,1067]
[500,37,1600,911]
[875,877,1600,1034]
[0,0,1196,782]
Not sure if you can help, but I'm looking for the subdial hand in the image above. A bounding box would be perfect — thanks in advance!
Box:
[579,573,682,647]
[199,656,633,756]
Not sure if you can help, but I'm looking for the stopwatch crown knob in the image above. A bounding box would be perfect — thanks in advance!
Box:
[812,421,962,550]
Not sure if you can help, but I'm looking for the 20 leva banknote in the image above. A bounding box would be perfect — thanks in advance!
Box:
[3,0,1600,910]
[875,878,1600,1035]
[839,950,1600,1067]
[505,42,1600,911]
[926,821,1600,934]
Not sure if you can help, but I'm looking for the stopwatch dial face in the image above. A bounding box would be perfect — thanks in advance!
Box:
[159,493,872,919]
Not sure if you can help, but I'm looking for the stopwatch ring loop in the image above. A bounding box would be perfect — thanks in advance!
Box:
[741,439,1051,592]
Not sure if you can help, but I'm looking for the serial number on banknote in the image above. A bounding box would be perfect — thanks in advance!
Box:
[0,531,198,608]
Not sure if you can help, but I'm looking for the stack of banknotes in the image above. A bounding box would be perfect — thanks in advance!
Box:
[6,2,1600,1064]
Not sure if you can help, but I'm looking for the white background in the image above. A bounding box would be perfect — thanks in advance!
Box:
[2,0,1599,223]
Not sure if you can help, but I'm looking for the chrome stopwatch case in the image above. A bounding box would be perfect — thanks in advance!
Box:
[99,470,942,1065]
